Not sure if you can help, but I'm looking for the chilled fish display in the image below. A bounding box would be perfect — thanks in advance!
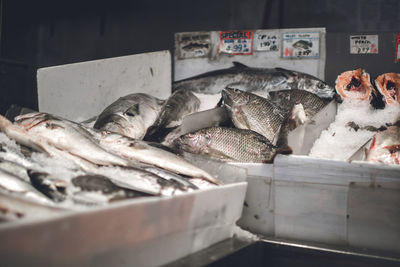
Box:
[173,127,291,163]
[375,73,400,105]
[173,62,335,99]
[94,93,164,140]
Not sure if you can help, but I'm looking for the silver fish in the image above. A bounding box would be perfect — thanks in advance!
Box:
[173,126,292,163]
[145,88,200,142]
[0,158,30,183]
[94,93,164,140]
[222,87,285,144]
[268,89,329,119]
[173,62,335,99]
[92,131,220,185]
[0,168,53,205]
[13,112,132,167]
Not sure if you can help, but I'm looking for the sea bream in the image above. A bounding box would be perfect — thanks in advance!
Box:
[90,131,220,185]
[221,87,285,143]
[144,88,200,142]
[173,62,335,99]
[366,120,400,165]
[335,68,376,101]
[172,127,292,163]
[94,93,164,140]
[375,73,400,105]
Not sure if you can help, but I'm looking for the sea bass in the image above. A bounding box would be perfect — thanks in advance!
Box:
[13,112,132,167]
[366,120,400,165]
[222,87,285,143]
[173,127,292,163]
[173,62,335,99]
[145,88,200,142]
[268,89,329,118]
[375,73,400,105]
[335,68,376,101]
[94,93,164,140]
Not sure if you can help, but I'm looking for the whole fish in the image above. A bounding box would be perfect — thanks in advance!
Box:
[335,68,376,101]
[173,127,292,163]
[0,168,54,205]
[94,93,164,140]
[145,88,200,142]
[268,89,329,119]
[91,131,220,185]
[13,112,132,167]
[366,120,400,165]
[375,73,400,105]
[222,87,285,143]
[173,62,335,99]
[0,158,30,183]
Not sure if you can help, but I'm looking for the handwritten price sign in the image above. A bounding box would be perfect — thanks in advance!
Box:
[282,32,320,59]
[254,31,279,52]
[350,35,379,54]
[218,31,253,55]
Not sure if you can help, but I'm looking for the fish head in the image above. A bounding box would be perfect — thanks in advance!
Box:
[94,112,146,140]
[375,73,400,105]
[335,69,375,101]
[296,74,335,99]
[174,132,211,154]
[221,87,250,107]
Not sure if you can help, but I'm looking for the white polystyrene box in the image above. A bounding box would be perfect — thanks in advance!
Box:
[37,50,171,122]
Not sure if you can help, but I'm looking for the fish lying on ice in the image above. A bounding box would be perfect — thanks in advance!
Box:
[91,131,220,185]
[221,87,285,144]
[375,73,400,105]
[172,126,292,163]
[173,62,336,99]
[94,93,164,140]
[366,119,400,165]
[144,88,200,142]
[13,112,132,167]
[335,68,376,101]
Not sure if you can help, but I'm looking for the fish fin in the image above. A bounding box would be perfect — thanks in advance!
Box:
[232,62,249,69]
[124,104,140,116]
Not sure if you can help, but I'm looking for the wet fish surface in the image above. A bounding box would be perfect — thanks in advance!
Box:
[268,89,330,119]
[366,120,400,165]
[145,88,200,142]
[375,73,400,105]
[172,126,292,163]
[94,93,164,140]
[335,68,376,101]
[222,87,285,143]
[173,62,335,99]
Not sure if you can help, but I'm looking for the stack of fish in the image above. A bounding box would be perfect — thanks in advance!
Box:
[0,62,336,221]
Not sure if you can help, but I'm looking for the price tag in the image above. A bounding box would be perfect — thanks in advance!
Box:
[176,32,211,59]
[218,31,253,55]
[395,34,400,63]
[282,32,320,59]
[254,31,279,52]
[350,35,379,54]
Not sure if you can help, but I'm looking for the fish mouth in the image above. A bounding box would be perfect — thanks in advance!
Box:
[335,69,373,100]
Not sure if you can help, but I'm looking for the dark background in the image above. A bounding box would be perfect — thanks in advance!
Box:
[1,0,399,115]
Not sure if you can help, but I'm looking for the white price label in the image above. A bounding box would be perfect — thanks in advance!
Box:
[254,32,279,52]
[176,32,211,59]
[282,32,320,59]
[350,35,378,54]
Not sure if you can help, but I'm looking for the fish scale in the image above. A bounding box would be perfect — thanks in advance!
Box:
[174,127,286,163]
[222,88,284,143]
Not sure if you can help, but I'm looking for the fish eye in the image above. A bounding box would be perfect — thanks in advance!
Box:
[317,82,325,89]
